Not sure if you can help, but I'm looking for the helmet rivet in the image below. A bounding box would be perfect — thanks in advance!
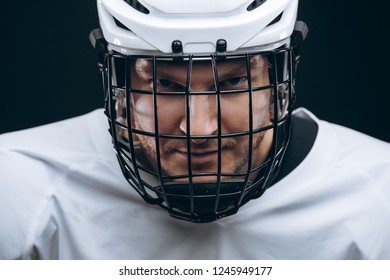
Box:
[216,39,227,53]
[171,40,183,54]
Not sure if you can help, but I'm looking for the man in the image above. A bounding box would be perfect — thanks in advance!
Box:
[1,0,389,259]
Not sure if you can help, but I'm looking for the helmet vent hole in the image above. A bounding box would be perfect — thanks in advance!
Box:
[124,0,150,14]
[247,0,268,11]
[113,17,132,31]
[267,12,283,27]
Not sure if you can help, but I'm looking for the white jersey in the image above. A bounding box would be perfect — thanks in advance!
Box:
[1,108,389,260]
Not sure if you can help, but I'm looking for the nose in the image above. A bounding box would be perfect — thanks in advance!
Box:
[179,94,218,143]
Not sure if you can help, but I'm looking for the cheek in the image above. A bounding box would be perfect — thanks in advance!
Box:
[252,91,271,127]
[220,96,246,133]
[133,95,155,131]
[133,95,185,133]
[157,97,186,134]
[220,91,271,132]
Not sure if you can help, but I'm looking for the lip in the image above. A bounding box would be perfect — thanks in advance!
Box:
[176,150,218,165]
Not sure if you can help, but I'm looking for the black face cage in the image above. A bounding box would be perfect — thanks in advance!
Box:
[90,22,307,223]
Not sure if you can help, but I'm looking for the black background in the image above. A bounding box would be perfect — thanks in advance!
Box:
[1,1,389,142]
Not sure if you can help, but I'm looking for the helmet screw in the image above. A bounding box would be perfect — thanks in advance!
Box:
[216,39,227,53]
[172,40,183,54]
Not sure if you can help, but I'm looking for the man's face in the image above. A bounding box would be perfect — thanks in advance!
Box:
[128,55,273,183]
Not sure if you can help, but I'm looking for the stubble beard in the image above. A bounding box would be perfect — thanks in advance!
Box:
[134,121,269,180]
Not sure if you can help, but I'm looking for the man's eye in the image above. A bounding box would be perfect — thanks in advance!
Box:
[157,79,184,92]
[159,79,173,87]
[219,77,247,88]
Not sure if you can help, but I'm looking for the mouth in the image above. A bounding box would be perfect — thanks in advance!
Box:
[176,149,218,165]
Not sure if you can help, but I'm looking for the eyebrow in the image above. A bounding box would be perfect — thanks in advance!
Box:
[156,61,248,79]
[217,64,248,81]
[155,69,182,82]
[149,57,263,86]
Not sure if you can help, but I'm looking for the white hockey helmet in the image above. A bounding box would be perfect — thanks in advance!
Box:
[96,0,301,54]
[90,0,308,222]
